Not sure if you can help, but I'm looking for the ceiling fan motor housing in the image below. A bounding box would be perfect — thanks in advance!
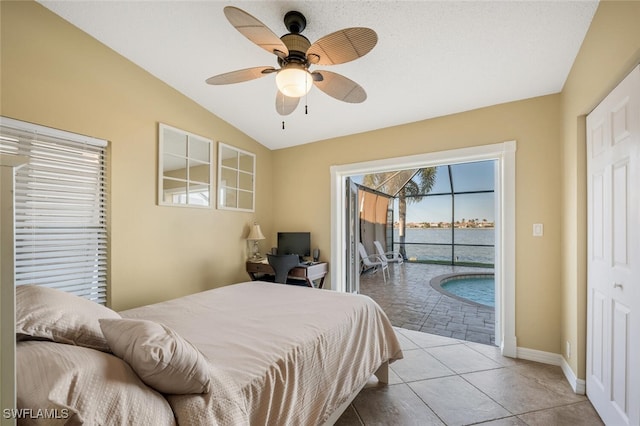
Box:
[280,34,311,64]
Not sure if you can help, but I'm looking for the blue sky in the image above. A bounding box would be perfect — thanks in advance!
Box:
[399,192,495,223]
[356,160,496,223]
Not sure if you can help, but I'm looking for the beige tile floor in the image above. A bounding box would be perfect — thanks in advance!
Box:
[335,328,603,426]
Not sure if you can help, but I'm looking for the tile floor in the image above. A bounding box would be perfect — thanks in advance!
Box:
[359,262,496,345]
[335,328,603,426]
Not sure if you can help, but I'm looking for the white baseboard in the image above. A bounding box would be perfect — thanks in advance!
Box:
[516,346,585,395]
[560,357,586,395]
[516,346,563,365]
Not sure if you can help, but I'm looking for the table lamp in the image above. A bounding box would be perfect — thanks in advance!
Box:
[246,222,265,260]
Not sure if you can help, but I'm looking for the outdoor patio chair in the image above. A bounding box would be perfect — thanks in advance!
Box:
[374,240,404,264]
[357,242,389,282]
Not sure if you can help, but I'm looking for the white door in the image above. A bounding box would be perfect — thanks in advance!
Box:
[586,65,640,425]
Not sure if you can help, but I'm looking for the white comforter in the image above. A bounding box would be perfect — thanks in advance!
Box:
[121,281,402,425]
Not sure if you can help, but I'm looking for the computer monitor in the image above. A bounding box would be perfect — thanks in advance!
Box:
[277,232,311,262]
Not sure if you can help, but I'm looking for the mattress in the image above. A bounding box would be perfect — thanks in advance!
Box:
[120,281,403,425]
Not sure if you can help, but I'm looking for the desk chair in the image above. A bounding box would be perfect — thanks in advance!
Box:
[267,254,301,284]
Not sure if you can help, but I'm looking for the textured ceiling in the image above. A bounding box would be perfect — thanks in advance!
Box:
[39,1,599,150]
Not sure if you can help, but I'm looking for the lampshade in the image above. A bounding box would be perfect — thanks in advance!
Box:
[276,65,313,98]
[247,223,265,240]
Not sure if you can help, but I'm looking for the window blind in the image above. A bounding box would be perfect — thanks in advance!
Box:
[0,117,108,304]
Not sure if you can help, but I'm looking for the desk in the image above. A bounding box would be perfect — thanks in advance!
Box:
[246,261,328,289]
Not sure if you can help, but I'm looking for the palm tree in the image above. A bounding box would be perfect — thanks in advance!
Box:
[363,168,436,258]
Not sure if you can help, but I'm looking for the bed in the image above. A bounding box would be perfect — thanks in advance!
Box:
[15,281,403,425]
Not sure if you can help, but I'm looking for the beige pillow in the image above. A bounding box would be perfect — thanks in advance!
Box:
[99,318,211,394]
[16,284,120,352]
[16,341,176,426]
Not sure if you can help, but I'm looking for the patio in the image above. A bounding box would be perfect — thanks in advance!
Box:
[359,262,496,346]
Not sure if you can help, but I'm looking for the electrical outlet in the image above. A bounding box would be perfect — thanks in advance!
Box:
[533,223,544,237]
[566,341,571,359]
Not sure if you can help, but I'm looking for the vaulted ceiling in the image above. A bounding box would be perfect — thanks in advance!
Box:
[39,1,599,150]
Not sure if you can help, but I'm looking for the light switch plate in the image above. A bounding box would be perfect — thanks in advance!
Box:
[533,223,544,237]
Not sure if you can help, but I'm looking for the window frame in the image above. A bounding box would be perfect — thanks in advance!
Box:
[0,116,109,304]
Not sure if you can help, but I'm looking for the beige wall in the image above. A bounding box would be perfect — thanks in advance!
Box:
[559,0,640,378]
[273,95,564,354]
[0,1,274,310]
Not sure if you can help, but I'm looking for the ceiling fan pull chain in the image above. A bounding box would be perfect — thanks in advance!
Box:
[282,121,285,130]
[305,73,308,115]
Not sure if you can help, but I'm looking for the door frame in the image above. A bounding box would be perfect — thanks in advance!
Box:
[345,177,360,293]
[330,140,517,356]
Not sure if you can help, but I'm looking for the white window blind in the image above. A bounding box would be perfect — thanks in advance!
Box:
[0,117,108,304]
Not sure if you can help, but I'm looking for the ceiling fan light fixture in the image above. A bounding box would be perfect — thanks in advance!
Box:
[276,65,312,98]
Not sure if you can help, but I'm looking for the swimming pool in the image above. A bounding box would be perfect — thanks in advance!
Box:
[430,273,495,308]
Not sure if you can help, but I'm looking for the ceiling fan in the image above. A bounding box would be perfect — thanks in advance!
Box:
[206,6,378,116]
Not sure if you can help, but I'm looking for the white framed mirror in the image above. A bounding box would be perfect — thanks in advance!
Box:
[217,142,255,212]
[158,123,213,208]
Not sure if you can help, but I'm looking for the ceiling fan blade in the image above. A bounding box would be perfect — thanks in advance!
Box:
[206,66,276,85]
[307,28,377,66]
[312,71,367,103]
[224,6,289,58]
[275,91,299,116]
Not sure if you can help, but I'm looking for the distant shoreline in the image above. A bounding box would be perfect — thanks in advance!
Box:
[394,223,495,229]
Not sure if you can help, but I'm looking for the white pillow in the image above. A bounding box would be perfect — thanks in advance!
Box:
[16,285,120,352]
[16,341,176,426]
[99,318,211,394]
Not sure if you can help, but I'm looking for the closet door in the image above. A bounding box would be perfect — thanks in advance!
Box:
[586,65,639,425]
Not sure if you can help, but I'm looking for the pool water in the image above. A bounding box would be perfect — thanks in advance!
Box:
[441,276,495,307]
